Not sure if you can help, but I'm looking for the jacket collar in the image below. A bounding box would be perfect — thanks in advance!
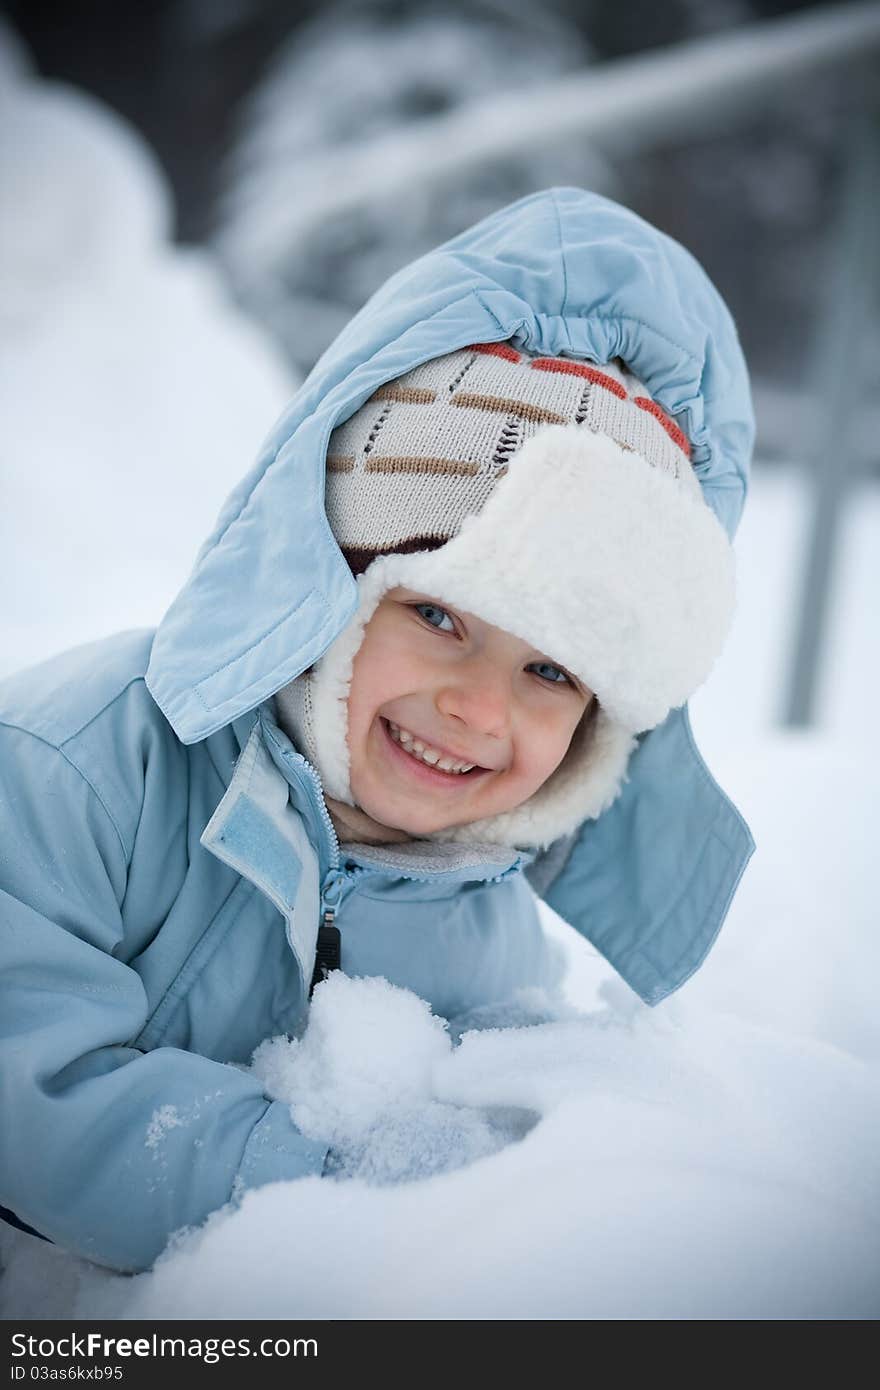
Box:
[213,699,753,1010]
[201,705,534,1001]
[213,704,532,890]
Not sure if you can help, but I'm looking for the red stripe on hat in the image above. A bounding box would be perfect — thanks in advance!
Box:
[467,342,522,363]
[529,358,627,399]
[634,397,692,458]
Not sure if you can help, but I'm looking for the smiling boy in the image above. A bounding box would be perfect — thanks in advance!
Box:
[0,188,755,1271]
[337,587,594,841]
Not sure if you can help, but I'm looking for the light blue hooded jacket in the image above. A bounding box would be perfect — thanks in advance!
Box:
[0,188,755,1272]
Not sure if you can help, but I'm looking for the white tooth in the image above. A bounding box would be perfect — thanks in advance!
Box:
[390,721,474,773]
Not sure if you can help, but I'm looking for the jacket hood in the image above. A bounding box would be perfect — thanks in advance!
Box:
[146,186,754,744]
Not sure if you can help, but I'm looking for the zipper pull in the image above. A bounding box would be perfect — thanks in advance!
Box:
[311,872,345,998]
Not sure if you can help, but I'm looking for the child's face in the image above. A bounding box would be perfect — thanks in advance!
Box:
[346,586,593,836]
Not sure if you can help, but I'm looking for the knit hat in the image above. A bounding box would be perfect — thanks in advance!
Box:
[275,342,735,851]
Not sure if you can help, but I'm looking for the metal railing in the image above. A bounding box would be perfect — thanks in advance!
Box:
[224,2,880,268]
[782,106,879,725]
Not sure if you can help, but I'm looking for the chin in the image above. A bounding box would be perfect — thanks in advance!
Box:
[381,807,436,835]
[363,797,442,837]
[354,789,415,832]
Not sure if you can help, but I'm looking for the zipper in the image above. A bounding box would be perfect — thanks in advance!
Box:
[309,854,525,997]
[306,786,527,992]
[261,716,347,998]
[311,867,345,997]
[298,755,346,999]
[297,756,342,873]
[259,709,530,990]
[313,859,378,996]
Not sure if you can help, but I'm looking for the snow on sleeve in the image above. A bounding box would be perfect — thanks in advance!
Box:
[144,1105,184,1151]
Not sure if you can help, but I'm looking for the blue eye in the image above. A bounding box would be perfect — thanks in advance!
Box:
[530,662,571,687]
[413,602,456,632]
[414,603,575,689]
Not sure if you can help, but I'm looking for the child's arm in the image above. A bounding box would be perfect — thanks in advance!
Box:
[0,723,327,1273]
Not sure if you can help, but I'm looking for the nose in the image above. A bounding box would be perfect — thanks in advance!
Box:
[435,655,512,742]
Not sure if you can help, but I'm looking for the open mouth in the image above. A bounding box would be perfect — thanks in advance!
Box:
[379,717,489,786]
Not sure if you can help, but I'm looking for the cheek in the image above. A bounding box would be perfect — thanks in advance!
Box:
[346,663,379,743]
[348,632,417,730]
[519,711,580,785]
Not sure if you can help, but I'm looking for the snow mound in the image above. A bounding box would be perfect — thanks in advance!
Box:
[69,970,880,1320]
[252,973,538,1184]
[0,32,296,679]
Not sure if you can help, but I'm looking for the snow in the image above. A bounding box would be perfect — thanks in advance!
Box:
[0,38,297,681]
[144,1106,184,1151]
[0,30,877,1321]
[251,973,538,1185]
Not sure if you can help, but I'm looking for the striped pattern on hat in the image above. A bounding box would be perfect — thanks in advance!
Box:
[325,341,697,575]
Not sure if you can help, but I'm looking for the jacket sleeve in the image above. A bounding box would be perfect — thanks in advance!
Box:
[0,724,327,1273]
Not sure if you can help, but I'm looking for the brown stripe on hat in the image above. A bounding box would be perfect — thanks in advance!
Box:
[326,454,356,472]
[451,392,566,426]
[373,384,438,405]
[341,535,452,576]
[365,456,481,476]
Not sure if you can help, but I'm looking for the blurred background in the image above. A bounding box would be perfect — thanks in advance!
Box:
[1,0,877,734]
[2,6,880,1313]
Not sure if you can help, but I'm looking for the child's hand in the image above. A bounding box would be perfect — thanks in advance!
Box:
[251,972,543,1186]
[320,1099,534,1185]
